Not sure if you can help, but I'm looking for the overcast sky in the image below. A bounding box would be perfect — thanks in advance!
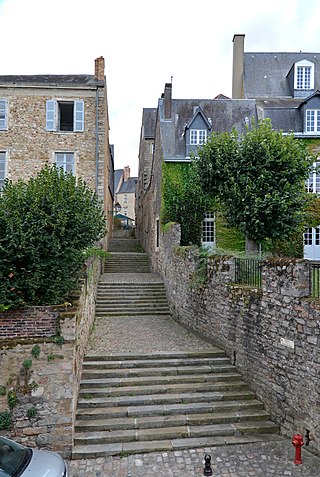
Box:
[1,0,320,175]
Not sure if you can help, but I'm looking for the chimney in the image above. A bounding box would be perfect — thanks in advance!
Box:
[163,83,172,120]
[95,56,105,81]
[123,166,130,181]
[232,34,245,99]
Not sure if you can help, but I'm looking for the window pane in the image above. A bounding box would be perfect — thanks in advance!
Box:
[55,152,74,174]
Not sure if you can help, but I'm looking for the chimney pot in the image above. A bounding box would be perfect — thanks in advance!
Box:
[95,56,105,81]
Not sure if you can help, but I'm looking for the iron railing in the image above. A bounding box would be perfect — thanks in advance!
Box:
[310,263,320,298]
[234,257,262,287]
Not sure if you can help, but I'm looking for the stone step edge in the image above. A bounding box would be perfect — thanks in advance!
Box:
[75,409,271,431]
[75,400,265,419]
[71,434,283,459]
[77,390,256,408]
[74,421,279,446]
[83,350,225,360]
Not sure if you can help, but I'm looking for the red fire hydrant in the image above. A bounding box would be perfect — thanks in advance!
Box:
[292,433,304,465]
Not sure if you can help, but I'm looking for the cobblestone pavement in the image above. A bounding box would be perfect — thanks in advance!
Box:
[88,314,212,353]
[70,271,320,476]
[68,440,320,476]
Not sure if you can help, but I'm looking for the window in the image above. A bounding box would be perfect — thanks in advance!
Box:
[294,60,314,90]
[202,212,215,244]
[0,151,6,189]
[304,227,320,246]
[305,161,320,193]
[297,66,311,89]
[46,100,84,132]
[190,129,207,145]
[306,110,320,133]
[55,152,75,174]
[0,99,7,130]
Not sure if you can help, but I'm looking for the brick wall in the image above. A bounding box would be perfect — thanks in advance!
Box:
[158,223,320,454]
[0,308,59,339]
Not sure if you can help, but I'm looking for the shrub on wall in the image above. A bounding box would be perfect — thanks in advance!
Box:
[0,166,106,309]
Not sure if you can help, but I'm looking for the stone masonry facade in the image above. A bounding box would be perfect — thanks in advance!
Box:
[157,223,320,455]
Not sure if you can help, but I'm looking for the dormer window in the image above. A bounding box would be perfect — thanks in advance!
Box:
[306,110,320,133]
[294,60,315,90]
[190,129,207,145]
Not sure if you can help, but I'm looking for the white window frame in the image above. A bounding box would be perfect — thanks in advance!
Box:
[0,99,8,130]
[54,152,75,175]
[201,212,215,249]
[294,60,314,90]
[190,129,207,146]
[0,151,6,189]
[305,161,320,193]
[46,100,84,132]
[306,110,320,134]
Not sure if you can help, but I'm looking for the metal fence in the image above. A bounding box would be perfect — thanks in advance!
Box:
[234,257,262,287]
[310,263,320,298]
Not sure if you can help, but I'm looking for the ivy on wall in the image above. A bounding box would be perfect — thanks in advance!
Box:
[161,162,214,246]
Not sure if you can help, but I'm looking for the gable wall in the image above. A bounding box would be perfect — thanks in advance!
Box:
[0,86,110,219]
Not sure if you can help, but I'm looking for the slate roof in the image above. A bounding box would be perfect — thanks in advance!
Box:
[244,52,320,98]
[142,108,157,139]
[118,177,138,194]
[0,75,103,88]
[114,169,123,193]
[159,98,257,161]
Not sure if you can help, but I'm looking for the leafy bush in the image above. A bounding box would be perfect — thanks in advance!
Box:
[0,165,106,308]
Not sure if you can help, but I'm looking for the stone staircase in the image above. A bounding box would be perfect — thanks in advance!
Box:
[104,253,150,273]
[72,234,280,459]
[72,351,279,459]
[95,282,171,316]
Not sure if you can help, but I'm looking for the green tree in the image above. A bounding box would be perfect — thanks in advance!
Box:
[195,119,312,253]
[0,165,106,308]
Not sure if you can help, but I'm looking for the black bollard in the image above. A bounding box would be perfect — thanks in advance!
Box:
[203,454,213,476]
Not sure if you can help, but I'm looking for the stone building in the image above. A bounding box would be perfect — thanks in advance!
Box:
[232,34,320,260]
[114,166,138,226]
[0,57,114,234]
[135,83,257,269]
[136,35,320,266]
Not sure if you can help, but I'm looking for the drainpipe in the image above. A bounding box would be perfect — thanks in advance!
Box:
[95,87,99,194]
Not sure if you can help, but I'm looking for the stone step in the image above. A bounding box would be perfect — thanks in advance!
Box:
[75,409,271,432]
[81,362,233,379]
[76,399,266,420]
[98,282,165,293]
[83,350,225,361]
[95,308,171,316]
[79,372,241,388]
[72,432,282,459]
[78,380,248,397]
[74,420,279,447]
[77,390,256,409]
[81,356,231,369]
[72,433,280,459]
[96,311,172,317]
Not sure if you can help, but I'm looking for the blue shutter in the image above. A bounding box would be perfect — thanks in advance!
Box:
[74,100,84,132]
[0,99,7,130]
[46,100,57,131]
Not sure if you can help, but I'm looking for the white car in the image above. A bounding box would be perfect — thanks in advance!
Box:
[0,436,68,477]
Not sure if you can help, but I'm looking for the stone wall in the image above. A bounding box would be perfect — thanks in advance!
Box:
[158,223,320,454]
[0,255,102,457]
